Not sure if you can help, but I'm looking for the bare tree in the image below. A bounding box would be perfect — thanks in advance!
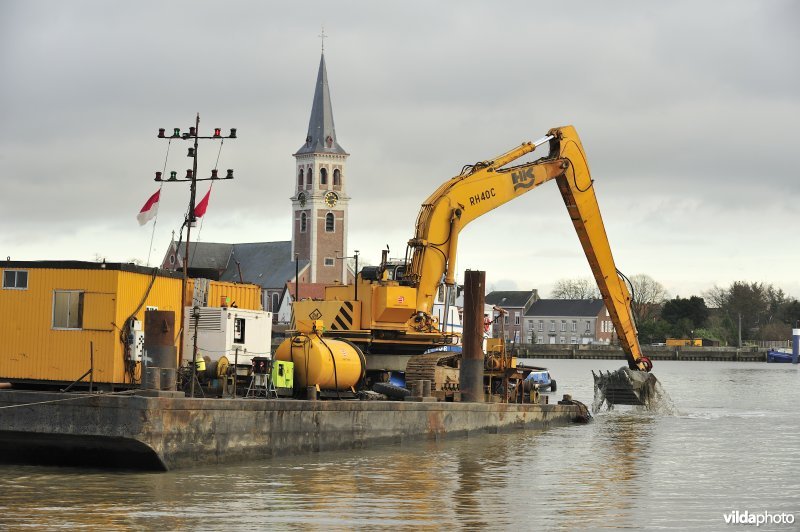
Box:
[703,285,728,309]
[628,274,668,322]
[550,278,600,299]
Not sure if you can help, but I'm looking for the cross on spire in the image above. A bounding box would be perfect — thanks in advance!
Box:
[318,25,327,53]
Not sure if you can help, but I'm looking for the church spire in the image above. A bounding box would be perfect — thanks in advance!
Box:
[295,53,347,156]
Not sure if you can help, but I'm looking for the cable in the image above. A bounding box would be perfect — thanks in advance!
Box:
[562,139,593,193]
[0,390,136,410]
[146,139,172,267]
[318,334,341,400]
[119,269,159,384]
[617,268,639,328]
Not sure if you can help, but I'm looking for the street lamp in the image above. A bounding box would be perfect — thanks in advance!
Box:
[335,250,359,301]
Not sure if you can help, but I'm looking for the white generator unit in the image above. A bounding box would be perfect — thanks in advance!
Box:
[183,307,272,367]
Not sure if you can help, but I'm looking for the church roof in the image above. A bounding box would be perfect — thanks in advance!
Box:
[294,53,347,156]
[176,242,233,272]
[170,241,309,290]
[221,241,309,290]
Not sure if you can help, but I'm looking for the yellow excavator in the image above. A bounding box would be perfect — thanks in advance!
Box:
[286,125,656,405]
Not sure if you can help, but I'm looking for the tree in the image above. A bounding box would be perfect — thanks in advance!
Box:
[637,318,671,345]
[661,296,709,331]
[702,281,797,342]
[628,274,668,322]
[550,278,600,299]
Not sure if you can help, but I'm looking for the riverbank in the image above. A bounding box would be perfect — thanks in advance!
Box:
[512,344,766,362]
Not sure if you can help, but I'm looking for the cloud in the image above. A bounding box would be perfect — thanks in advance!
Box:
[1,0,797,297]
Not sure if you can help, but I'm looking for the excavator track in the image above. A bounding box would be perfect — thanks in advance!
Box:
[404,352,461,391]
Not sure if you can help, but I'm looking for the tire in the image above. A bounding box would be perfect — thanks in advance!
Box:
[550,379,557,392]
[372,382,411,399]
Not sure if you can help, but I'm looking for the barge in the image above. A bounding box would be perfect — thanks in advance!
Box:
[0,390,587,471]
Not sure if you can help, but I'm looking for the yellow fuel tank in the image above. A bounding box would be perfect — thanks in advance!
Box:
[274,333,365,391]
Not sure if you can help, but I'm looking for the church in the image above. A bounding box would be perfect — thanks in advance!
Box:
[161,51,353,317]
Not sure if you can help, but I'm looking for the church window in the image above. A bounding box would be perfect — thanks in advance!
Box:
[333,169,341,186]
[300,212,307,233]
[325,212,335,232]
[298,168,304,188]
[271,293,279,312]
[306,167,313,189]
[324,257,335,267]
[320,168,328,185]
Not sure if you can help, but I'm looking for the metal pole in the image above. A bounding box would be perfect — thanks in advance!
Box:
[179,114,200,368]
[295,253,299,302]
[89,341,94,393]
[190,306,200,397]
[738,312,742,348]
[460,270,485,403]
[233,346,239,397]
[354,251,359,302]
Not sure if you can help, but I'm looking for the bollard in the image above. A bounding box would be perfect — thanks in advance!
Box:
[144,367,161,390]
[160,368,177,391]
[306,386,318,401]
[422,380,432,398]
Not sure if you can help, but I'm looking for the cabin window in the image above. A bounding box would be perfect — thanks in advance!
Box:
[325,213,335,232]
[53,290,83,329]
[3,270,28,290]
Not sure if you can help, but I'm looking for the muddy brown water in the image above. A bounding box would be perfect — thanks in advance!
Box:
[1,360,797,530]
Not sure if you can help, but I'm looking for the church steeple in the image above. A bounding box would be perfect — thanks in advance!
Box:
[295,54,348,156]
[291,49,350,285]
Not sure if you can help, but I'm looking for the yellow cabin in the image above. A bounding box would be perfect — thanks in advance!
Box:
[0,261,184,387]
[0,261,264,388]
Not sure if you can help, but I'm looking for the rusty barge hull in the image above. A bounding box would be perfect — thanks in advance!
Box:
[0,391,584,471]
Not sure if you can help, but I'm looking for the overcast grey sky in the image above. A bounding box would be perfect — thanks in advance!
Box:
[1,1,798,298]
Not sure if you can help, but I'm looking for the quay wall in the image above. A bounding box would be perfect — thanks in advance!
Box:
[0,391,583,471]
[513,344,766,362]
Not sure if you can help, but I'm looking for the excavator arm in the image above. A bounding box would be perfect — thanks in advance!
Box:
[404,125,651,372]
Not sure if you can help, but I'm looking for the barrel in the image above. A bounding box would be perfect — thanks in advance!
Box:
[274,334,365,391]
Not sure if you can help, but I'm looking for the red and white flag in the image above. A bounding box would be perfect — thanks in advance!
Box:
[194,187,211,219]
[137,189,161,226]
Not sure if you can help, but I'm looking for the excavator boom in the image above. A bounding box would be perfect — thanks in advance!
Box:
[405,126,651,374]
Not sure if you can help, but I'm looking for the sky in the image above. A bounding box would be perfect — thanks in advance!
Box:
[1,1,798,299]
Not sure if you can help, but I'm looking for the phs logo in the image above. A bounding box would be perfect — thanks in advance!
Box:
[511,168,535,191]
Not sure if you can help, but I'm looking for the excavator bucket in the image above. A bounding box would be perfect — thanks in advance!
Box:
[592,368,659,407]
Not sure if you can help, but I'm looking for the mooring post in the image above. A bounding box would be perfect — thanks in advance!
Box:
[461,270,485,403]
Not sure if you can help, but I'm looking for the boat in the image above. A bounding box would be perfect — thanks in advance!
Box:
[767,349,795,363]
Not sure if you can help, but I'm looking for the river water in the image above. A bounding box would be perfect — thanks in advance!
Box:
[1,360,798,530]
